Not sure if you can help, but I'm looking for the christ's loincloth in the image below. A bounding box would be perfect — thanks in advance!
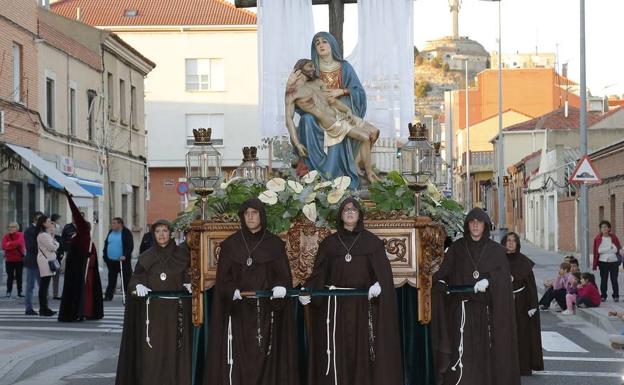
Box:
[323,111,365,148]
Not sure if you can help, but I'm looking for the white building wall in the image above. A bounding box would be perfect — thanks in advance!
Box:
[116,29,259,169]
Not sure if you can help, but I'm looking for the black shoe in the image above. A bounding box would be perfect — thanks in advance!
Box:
[5,292,11,298]
[615,298,620,303]
[25,309,38,316]
[39,308,57,317]
[103,296,113,301]
[17,293,23,297]
[53,296,62,300]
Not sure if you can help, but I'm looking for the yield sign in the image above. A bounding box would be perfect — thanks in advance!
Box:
[568,155,602,184]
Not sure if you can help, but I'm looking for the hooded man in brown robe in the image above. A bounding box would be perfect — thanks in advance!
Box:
[502,231,543,376]
[300,197,403,385]
[115,220,192,385]
[205,198,298,385]
[432,208,520,385]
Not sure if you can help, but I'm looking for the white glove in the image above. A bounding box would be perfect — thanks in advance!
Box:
[298,288,311,305]
[368,282,381,300]
[272,286,287,299]
[233,289,242,301]
[135,284,152,297]
[183,283,192,294]
[528,308,537,318]
[473,279,489,293]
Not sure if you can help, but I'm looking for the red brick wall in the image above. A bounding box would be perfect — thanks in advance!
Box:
[147,167,186,224]
[588,148,624,243]
[0,1,41,149]
[558,197,577,253]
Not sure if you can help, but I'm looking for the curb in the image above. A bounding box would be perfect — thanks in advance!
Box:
[0,339,94,385]
[574,308,621,334]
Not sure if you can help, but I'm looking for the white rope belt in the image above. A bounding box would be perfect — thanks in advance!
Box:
[144,296,179,349]
[513,286,526,294]
[451,299,468,385]
[325,285,356,385]
[227,316,233,385]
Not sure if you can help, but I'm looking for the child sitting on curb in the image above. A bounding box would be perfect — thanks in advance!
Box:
[539,261,572,311]
[577,273,601,308]
[562,272,581,315]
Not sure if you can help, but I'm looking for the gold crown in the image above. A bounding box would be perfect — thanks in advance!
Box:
[192,128,212,145]
[242,147,252,161]
[433,142,442,156]
[249,146,258,160]
[408,122,427,140]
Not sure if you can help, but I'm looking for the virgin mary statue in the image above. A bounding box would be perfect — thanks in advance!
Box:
[296,32,367,189]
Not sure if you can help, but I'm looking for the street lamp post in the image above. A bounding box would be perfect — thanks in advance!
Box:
[464,59,471,211]
[579,0,589,270]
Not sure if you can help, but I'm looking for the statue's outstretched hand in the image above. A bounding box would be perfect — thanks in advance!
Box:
[296,143,308,158]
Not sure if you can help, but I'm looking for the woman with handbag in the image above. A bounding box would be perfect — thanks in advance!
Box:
[36,215,59,316]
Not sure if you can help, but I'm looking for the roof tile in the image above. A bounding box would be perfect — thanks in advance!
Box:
[51,0,256,27]
[504,106,603,132]
[38,21,102,70]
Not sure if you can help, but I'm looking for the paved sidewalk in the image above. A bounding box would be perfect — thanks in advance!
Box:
[0,267,122,385]
[522,241,624,335]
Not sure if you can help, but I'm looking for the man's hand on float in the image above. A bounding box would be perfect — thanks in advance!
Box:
[233,289,242,301]
[473,279,489,293]
[298,287,311,306]
[368,282,381,300]
[135,284,152,297]
[272,286,287,299]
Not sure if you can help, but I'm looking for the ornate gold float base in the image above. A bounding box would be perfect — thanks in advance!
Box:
[188,214,444,326]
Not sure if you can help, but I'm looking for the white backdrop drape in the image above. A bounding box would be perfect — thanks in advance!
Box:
[347,0,415,138]
[257,0,314,137]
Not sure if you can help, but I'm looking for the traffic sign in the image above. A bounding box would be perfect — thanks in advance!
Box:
[176,181,190,195]
[568,155,602,184]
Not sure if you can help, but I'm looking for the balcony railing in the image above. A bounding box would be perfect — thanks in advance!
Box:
[460,151,494,173]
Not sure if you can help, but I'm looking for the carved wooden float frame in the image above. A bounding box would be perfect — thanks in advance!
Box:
[187,215,445,326]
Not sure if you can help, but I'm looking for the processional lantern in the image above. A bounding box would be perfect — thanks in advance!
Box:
[185,128,223,219]
[230,146,268,182]
[401,122,435,214]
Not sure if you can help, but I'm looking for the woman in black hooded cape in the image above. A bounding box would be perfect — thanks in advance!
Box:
[303,197,403,385]
[115,220,192,385]
[502,231,544,376]
[58,191,103,322]
[205,198,298,385]
[432,208,520,385]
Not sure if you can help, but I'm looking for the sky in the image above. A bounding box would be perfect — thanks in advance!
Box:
[231,0,624,97]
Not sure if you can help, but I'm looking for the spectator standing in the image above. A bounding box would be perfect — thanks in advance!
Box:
[36,215,59,316]
[23,211,43,315]
[593,220,622,302]
[50,213,64,299]
[2,222,25,298]
[103,217,133,301]
[138,228,153,254]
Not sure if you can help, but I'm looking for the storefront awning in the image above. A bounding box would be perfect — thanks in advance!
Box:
[5,144,93,198]
[68,176,103,196]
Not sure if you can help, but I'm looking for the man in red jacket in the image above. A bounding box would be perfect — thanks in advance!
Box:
[2,222,26,298]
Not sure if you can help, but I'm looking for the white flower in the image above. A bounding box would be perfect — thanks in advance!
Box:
[304,192,317,203]
[258,190,278,205]
[220,176,242,190]
[327,189,346,204]
[301,170,319,184]
[302,203,317,222]
[313,181,333,191]
[266,178,286,192]
[287,180,304,193]
[332,176,351,190]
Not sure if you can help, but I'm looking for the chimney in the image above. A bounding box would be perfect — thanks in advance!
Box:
[564,101,568,118]
[76,7,81,21]
[41,0,50,9]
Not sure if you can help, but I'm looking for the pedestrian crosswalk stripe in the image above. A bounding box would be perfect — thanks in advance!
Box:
[0,317,123,323]
[0,326,122,333]
[535,370,623,378]
[544,356,624,362]
[541,331,589,353]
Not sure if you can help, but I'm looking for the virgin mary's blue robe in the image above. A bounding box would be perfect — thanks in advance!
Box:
[296,32,367,189]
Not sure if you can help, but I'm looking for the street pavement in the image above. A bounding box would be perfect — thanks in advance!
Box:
[1,244,624,384]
